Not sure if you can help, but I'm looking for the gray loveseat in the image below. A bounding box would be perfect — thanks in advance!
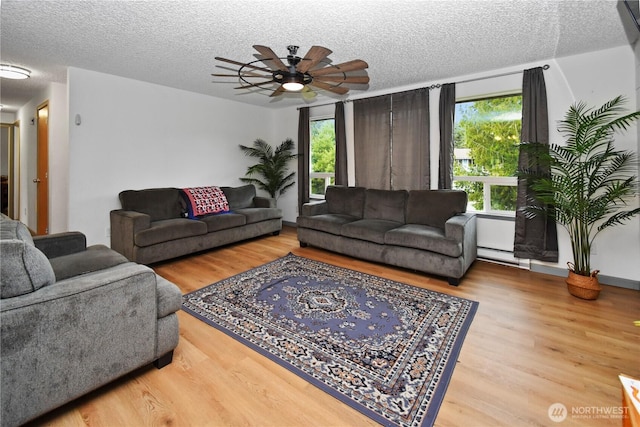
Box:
[297,186,477,285]
[110,184,282,264]
[0,214,181,427]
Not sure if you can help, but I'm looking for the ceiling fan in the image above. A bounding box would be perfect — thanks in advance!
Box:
[212,45,369,98]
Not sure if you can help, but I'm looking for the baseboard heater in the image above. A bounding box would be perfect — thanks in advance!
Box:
[477,246,530,269]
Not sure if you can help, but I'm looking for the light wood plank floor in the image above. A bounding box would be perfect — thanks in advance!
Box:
[29,226,639,427]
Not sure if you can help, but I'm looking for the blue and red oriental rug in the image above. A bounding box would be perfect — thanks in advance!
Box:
[182,253,478,427]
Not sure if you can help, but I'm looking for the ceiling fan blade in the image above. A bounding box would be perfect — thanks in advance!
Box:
[309,60,369,76]
[313,75,370,84]
[270,85,286,97]
[215,56,272,73]
[253,45,288,71]
[234,79,276,89]
[296,46,333,73]
[309,80,349,95]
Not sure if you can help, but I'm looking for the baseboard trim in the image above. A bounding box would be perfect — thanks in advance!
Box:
[530,263,640,290]
[477,247,530,269]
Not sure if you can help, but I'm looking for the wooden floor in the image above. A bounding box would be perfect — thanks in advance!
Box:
[29,226,639,427]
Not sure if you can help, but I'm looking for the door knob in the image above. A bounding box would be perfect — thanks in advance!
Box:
[33,178,41,183]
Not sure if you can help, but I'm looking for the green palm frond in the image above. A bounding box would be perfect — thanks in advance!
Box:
[519,96,640,276]
[239,138,299,200]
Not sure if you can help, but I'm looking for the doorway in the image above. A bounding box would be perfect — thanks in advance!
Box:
[36,101,49,234]
[0,121,19,219]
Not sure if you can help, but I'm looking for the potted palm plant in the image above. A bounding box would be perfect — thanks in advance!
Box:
[521,96,640,299]
[239,138,299,203]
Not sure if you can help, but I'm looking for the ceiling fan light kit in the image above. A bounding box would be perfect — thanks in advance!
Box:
[213,44,369,98]
[282,78,305,92]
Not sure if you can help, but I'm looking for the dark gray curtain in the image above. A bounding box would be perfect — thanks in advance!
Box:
[391,89,430,190]
[334,102,348,186]
[438,83,456,189]
[354,95,391,189]
[514,67,558,262]
[297,107,310,213]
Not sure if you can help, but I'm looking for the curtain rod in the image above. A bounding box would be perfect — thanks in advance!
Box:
[296,64,550,110]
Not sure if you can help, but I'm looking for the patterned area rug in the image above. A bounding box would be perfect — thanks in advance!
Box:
[182,253,478,427]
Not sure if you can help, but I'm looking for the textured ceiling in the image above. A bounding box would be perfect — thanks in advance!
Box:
[0,0,637,112]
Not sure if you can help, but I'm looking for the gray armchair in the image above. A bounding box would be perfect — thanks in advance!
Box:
[0,215,181,427]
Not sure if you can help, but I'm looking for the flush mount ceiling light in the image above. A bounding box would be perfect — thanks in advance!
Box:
[212,45,369,98]
[0,64,31,79]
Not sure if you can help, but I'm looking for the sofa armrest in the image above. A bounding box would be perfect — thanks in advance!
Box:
[301,201,329,216]
[110,210,151,261]
[253,196,276,208]
[445,213,477,269]
[0,263,162,427]
[33,232,87,259]
[444,214,471,240]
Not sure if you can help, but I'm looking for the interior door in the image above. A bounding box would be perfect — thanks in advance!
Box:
[36,102,49,235]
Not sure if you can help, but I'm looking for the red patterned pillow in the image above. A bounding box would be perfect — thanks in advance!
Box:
[181,186,229,218]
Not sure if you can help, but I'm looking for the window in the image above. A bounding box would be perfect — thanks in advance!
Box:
[453,94,522,214]
[310,118,336,198]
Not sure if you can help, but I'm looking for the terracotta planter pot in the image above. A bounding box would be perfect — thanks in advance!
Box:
[565,265,601,300]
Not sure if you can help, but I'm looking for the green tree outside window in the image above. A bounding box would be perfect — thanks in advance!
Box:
[454,95,522,211]
[310,119,336,195]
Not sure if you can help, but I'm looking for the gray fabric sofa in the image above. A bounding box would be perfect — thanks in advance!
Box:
[110,184,282,264]
[297,186,477,285]
[0,214,182,427]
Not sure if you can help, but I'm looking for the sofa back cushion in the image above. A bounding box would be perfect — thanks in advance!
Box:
[406,190,468,230]
[0,218,55,298]
[119,188,185,222]
[221,185,256,210]
[363,189,408,223]
[325,186,366,218]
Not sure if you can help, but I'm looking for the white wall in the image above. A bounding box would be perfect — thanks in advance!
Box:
[549,46,639,284]
[67,67,277,245]
[269,106,300,222]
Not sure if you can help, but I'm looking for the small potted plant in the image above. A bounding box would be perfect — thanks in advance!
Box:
[520,96,640,299]
[239,138,299,203]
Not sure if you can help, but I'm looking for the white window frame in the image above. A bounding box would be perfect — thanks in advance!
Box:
[452,176,518,216]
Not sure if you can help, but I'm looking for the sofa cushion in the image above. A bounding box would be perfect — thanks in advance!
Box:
[385,224,463,257]
[221,185,256,210]
[0,239,56,298]
[200,212,247,232]
[325,186,366,218]
[297,214,359,236]
[406,190,467,230]
[119,188,186,222]
[341,219,403,244]
[48,245,129,281]
[363,189,408,223]
[234,207,282,224]
[181,186,229,218]
[134,218,207,247]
